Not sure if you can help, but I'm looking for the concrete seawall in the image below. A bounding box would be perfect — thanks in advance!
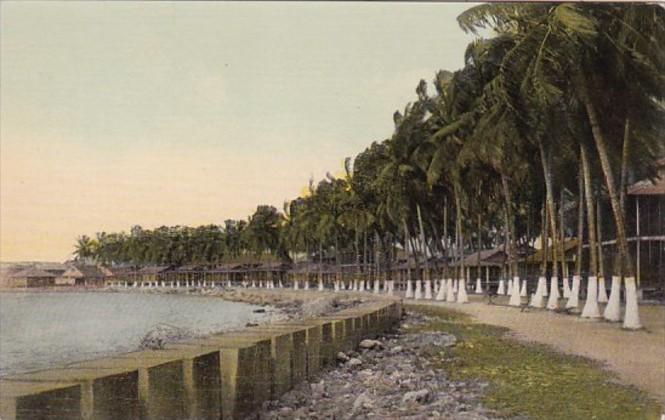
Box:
[0,299,402,419]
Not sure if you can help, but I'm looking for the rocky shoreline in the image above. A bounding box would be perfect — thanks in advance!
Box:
[109,286,379,320]
[257,311,499,420]
[117,286,380,350]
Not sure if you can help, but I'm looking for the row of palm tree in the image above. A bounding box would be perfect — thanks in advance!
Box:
[74,206,284,266]
[75,3,664,330]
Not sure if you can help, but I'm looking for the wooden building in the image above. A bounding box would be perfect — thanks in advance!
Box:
[626,159,664,293]
[452,247,508,285]
[57,264,108,287]
[525,239,579,279]
[7,267,56,288]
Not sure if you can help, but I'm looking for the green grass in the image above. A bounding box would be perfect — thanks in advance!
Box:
[405,304,662,420]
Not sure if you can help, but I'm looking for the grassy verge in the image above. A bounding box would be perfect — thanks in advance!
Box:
[405,304,662,420]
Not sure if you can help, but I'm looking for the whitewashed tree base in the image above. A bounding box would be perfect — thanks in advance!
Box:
[597,277,609,303]
[446,279,456,303]
[546,276,560,310]
[497,279,506,295]
[456,278,469,303]
[622,277,642,329]
[581,276,601,318]
[565,275,580,309]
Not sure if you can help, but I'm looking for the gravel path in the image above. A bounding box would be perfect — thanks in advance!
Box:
[408,295,665,405]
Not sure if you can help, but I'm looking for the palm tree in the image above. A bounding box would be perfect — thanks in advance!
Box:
[73,235,97,263]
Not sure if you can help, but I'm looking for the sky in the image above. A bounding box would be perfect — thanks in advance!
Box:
[1,1,479,262]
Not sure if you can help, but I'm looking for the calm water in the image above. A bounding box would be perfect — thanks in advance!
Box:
[0,291,267,376]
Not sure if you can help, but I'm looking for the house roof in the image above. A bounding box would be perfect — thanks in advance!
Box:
[627,157,665,196]
[627,177,665,195]
[71,264,107,278]
[107,266,135,275]
[212,263,245,272]
[526,238,579,263]
[290,262,333,273]
[451,247,507,268]
[137,265,172,274]
[11,267,57,278]
[259,262,291,270]
[175,265,204,272]
[36,262,68,275]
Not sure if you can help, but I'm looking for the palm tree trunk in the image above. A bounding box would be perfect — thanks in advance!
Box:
[443,196,449,279]
[335,232,341,289]
[501,174,518,280]
[581,90,633,278]
[560,190,570,297]
[416,205,430,282]
[363,230,368,283]
[529,202,549,308]
[403,218,413,298]
[318,241,324,289]
[417,205,432,299]
[540,141,560,310]
[596,197,609,303]
[476,212,482,294]
[580,142,601,318]
[454,186,469,303]
[542,203,548,278]
[581,88,642,329]
[355,223,361,286]
[566,162,584,309]
[619,117,630,214]
[575,164,584,277]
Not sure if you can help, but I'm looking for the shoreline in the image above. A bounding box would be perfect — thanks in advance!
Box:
[1,297,402,419]
[0,286,388,377]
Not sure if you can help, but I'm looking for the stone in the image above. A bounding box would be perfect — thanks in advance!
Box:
[402,389,431,405]
[337,352,350,362]
[352,392,374,413]
[278,406,293,416]
[256,310,496,420]
[418,332,457,348]
[311,381,325,398]
[139,323,188,350]
[359,339,383,350]
[346,358,363,367]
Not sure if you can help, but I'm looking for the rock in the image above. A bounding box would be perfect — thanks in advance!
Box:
[359,339,383,350]
[139,323,187,350]
[253,308,266,313]
[310,381,325,398]
[346,357,363,367]
[415,332,457,348]
[352,392,374,413]
[402,389,431,405]
[278,407,293,416]
[255,311,497,420]
[390,345,403,354]
[337,352,350,362]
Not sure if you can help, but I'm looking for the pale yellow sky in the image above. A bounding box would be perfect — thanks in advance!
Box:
[1,1,478,262]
